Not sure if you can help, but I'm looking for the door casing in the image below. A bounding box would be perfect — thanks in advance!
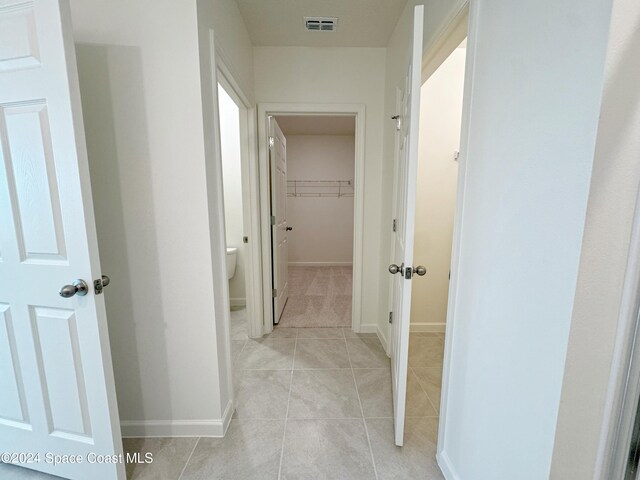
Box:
[216,61,263,339]
[419,0,475,475]
[256,103,366,335]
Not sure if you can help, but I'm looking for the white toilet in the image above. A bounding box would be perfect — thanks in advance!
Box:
[226,247,238,280]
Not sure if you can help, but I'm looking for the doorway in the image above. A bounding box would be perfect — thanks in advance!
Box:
[218,82,251,341]
[405,37,466,426]
[257,105,366,335]
[215,64,263,342]
[270,115,356,328]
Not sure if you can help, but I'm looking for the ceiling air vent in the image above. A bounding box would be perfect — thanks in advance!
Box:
[304,17,338,32]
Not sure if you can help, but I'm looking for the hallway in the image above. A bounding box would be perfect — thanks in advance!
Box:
[217,310,445,479]
[0,309,444,479]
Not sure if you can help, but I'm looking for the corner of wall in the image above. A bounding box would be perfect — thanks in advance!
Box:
[437,450,461,480]
[376,323,390,355]
[119,400,234,438]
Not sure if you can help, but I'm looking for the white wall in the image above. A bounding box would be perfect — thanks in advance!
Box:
[218,84,246,304]
[438,0,613,478]
[410,46,465,328]
[550,0,640,475]
[254,47,386,331]
[71,0,254,435]
[201,0,254,105]
[286,135,355,265]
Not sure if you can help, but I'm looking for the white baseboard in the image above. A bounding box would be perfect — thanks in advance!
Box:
[230,297,246,307]
[376,325,390,355]
[358,323,378,334]
[356,323,390,356]
[220,400,233,435]
[410,322,446,333]
[437,450,460,480]
[121,401,234,438]
[288,262,353,267]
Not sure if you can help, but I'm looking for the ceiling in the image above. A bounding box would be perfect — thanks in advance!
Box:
[235,0,408,47]
[274,115,356,136]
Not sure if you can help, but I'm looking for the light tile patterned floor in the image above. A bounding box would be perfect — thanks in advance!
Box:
[1,311,445,480]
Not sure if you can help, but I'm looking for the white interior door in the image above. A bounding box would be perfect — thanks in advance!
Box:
[0,1,124,478]
[389,5,424,447]
[269,117,289,323]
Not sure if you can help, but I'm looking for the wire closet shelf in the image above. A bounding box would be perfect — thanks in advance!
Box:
[287,179,354,198]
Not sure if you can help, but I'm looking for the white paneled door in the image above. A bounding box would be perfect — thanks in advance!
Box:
[389,5,425,446]
[0,0,123,478]
[269,117,289,323]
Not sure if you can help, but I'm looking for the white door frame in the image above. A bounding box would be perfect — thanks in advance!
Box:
[257,103,366,334]
[402,0,473,473]
[215,58,263,338]
[386,1,470,343]
[595,185,640,478]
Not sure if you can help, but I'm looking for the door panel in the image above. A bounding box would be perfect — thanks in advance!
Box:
[0,0,123,478]
[31,306,91,440]
[0,303,28,427]
[0,1,41,72]
[4,101,67,262]
[390,5,424,447]
[269,117,289,322]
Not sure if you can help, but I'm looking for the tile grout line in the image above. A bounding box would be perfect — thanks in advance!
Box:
[277,328,297,480]
[345,334,379,480]
[410,363,443,415]
[238,338,248,355]
[409,367,440,416]
[177,437,200,480]
[410,366,439,416]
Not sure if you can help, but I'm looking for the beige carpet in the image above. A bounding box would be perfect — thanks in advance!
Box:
[278,266,352,327]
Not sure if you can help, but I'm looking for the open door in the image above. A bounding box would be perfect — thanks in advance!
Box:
[0,0,124,478]
[389,5,425,447]
[269,117,289,323]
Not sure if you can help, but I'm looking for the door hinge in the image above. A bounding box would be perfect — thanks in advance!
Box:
[269,136,275,148]
[243,236,249,244]
[392,219,397,232]
[272,288,277,298]
[388,312,393,324]
[270,215,276,225]
[391,114,401,131]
